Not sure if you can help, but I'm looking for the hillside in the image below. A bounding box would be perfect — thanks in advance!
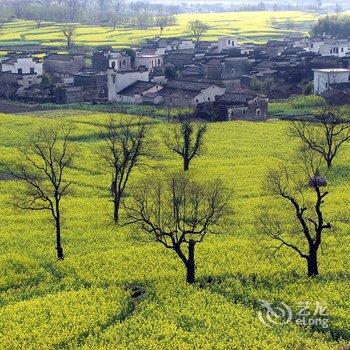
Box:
[0,110,350,349]
[0,11,316,50]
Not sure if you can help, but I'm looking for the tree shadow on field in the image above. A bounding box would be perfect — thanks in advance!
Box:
[326,164,350,186]
[197,272,350,342]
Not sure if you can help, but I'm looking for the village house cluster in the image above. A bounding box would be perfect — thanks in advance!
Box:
[1,34,350,120]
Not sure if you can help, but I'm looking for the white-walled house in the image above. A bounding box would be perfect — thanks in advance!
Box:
[167,39,195,51]
[135,54,163,70]
[160,80,226,107]
[314,68,350,94]
[1,56,43,75]
[319,39,350,58]
[107,69,150,101]
[308,38,350,57]
[308,38,324,54]
[218,36,240,53]
[92,51,131,71]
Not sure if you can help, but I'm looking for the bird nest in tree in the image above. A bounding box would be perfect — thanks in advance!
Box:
[308,171,327,188]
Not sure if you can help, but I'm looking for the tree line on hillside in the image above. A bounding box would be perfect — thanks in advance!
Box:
[0,0,177,30]
[311,14,350,39]
[6,105,350,283]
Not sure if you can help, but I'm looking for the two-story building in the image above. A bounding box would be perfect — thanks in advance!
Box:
[314,68,350,94]
[319,39,350,58]
[115,81,163,104]
[1,55,43,75]
[0,55,43,97]
[167,39,195,52]
[92,50,132,71]
[159,80,226,107]
[43,53,85,85]
[308,38,325,54]
[107,68,150,101]
[135,54,163,71]
[218,36,240,53]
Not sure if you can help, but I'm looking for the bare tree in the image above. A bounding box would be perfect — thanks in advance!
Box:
[155,16,166,36]
[124,173,231,283]
[335,2,343,16]
[290,106,350,169]
[188,19,209,42]
[35,19,43,29]
[154,15,174,36]
[34,11,44,29]
[61,24,76,49]
[100,118,150,224]
[315,0,322,14]
[165,114,207,171]
[65,0,80,22]
[260,154,332,277]
[199,102,221,122]
[9,127,74,260]
[109,13,119,30]
[113,0,124,13]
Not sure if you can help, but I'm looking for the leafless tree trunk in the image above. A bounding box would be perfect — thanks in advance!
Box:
[124,173,231,283]
[165,114,207,171]
[35,19,43,29]
[99,118,150,224]
[9,127,74,260]
[61,24,76,50]
[290,105,350,169]
[260,153,332,277]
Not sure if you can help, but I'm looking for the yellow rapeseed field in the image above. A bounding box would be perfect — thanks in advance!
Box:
[0,110,349,349]
[0,11,316,48]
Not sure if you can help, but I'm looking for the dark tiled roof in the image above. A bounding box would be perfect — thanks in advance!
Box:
[117,81,158,97]
[151,66,165,77]
[2,57,17,65]
[138,46,158,55]
[167,79,213,92]
[2,55,41,65]
[217,92,258,105]
[159,87,200,99]
[330,82,350,93]
[113,67,148,74]
[205,58,223,66]
[182,65,202,73]
[76,68,106,76]
[196,41,213,50]
[0,71,21,84]
[165,53,194,67]
[45,53,82,61]
[168,39,182,46]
